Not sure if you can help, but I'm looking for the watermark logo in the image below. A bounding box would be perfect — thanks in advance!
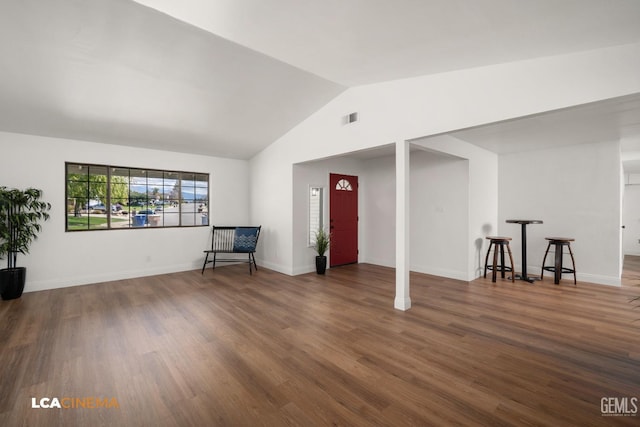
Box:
[601,397,638,417]
[31,397,119,409]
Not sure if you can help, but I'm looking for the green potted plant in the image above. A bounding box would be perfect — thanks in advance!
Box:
[313,228,330,274]
[0,187,51,300]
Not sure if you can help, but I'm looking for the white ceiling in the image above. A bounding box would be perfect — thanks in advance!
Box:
[1,0,640,159]
[452,94,640,153]
[133,0,640,87]
[453,93,640,173]
[0,0,344,159]
[341,94,640,169]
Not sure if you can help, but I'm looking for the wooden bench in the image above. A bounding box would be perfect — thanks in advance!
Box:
[201,226,261,275]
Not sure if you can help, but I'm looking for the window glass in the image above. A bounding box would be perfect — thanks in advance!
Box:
[309,187,323,246]
[336,179,353,191]
[65,162,209,231]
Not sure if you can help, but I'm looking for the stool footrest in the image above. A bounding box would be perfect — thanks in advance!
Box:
[542,266,575,274]
[486,266,513,272]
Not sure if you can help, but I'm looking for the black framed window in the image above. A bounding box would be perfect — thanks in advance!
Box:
[65,162,209,231]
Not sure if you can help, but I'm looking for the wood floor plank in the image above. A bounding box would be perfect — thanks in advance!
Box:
[1,261,640,426]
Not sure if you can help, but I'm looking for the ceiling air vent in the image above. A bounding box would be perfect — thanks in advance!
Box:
[345,112,358,124]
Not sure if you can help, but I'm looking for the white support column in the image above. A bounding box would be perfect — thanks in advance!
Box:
[395,140,411,311]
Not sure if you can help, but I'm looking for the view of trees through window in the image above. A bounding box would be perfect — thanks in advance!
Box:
[66,163,209,231]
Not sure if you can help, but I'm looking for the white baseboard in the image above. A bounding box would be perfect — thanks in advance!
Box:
[24,259,621,293]
[410,264,469,282]
[361,257,394,268]
[24,261,202,293]
[256,259,293,275]
[292,264,316,275]
[530,263,620,287]
[575,272,621,287]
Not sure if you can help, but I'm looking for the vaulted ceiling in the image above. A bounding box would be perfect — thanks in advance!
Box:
[1,0,640,159]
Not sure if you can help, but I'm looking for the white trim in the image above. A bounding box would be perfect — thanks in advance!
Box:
[395,140,411,311]
[410,264,469,282]
[24,261,202,293]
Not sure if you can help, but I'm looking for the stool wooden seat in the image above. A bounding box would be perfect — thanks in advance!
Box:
[541,237,576,285]
[483,236,515,283]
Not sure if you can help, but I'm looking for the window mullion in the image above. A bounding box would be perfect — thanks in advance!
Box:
[178,172,182,227]
[106,167,112,229]
[65,162,208,231]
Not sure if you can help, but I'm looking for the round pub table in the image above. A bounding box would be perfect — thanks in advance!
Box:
[506,219,543,283]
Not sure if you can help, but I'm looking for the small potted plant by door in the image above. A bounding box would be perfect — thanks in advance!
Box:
[0,187,51,300]
[314,228,330,274]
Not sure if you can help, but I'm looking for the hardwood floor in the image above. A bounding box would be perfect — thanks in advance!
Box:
[1,263,639,426]
[622,255,640,287]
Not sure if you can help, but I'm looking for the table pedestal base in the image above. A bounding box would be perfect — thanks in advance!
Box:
[506,219,544,285]
[513,274,540,283]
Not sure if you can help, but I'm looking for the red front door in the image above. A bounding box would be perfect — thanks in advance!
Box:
[330,173,358,267]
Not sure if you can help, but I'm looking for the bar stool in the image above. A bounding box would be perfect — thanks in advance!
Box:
[541,237,576,285]
[483,236,515,283]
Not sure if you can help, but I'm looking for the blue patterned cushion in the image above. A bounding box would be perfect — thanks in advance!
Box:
[233,227,259,252]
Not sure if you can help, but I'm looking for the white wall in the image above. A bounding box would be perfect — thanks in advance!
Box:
[249,142,293,274]
[622,177,640,256]
[250,43,640,277]
[361,149,470,280]
[410,150,469,279]
[0,131,249,292]
[621,135,640,257]
[498,140,622,285]
[292,149,470,280]
[292,157,366,274]
[361,155,396,268]
[413,136,499,280]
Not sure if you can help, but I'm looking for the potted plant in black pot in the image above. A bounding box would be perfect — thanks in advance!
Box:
[0,187,51,300]
[314,228,330,274]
